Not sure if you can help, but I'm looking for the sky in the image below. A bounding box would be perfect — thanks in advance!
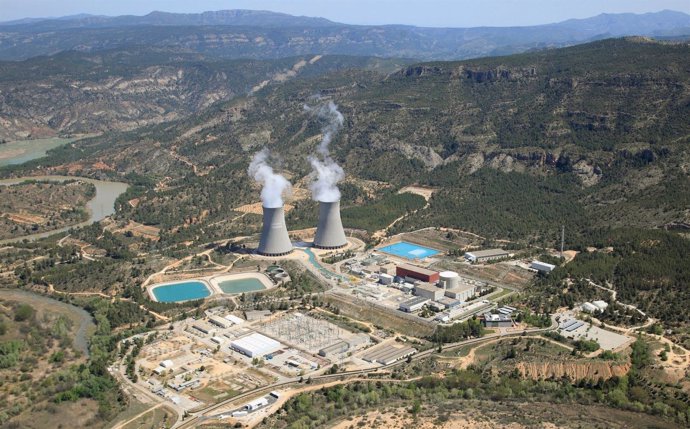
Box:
[1,0,689,27]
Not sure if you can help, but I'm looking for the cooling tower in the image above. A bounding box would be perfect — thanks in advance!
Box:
[258,206,293,256]
[314,200,347,249]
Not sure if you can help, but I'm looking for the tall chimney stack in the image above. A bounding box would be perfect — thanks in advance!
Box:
[313,200,347,249]
[258,206,293,256]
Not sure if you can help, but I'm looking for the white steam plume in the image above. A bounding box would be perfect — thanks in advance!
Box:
[305,101,345,202]
[248,148,292,208]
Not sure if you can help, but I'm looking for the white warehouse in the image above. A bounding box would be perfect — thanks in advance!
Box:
[230,333,282,358]
[531,260,556,273]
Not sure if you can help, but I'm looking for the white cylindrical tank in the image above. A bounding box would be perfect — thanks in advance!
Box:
[313,200,347,249]
[258,206,293,256]
[439,271,459,289]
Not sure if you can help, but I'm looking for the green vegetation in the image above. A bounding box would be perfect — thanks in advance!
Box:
[430,317,484,344]
[528,228,690,326]
[341,192,425,232]
[0,180,95,240]
[13,303,34,321]
[0,35,689,428]
[574,339,600,353]
[258,363,686,428]
[409,168,587,241]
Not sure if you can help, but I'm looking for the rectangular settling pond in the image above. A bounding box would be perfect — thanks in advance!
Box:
[378,241,440,260]
[218,277,266,294]
[151,281,211,303]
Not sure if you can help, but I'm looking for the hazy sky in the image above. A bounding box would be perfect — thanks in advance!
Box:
[1,0,690,27]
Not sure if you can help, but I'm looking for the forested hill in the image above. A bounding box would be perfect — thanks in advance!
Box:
[0,49,407,141]
[2,37,686,245]
[1,9,690,61]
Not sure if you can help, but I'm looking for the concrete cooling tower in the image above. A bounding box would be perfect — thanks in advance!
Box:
[313,200,347,249]
[258,206,293,256]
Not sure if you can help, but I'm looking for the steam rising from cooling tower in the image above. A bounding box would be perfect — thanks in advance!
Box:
[248,148,292,208]
[305,101,345,203]
[248,149,293,256]
[306,101,348,249]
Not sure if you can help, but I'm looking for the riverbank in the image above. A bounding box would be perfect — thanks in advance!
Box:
[0,175,128,245]
[0,288,95,356]
[0,137,79,167]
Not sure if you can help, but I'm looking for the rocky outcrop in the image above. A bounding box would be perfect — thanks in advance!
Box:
[399,65,449,78]
[396,143,444,169]
[454,66,537,83]
[514,360,631,381]
[572,160,603,186]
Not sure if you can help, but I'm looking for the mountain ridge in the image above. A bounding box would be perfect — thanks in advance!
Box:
[1,10,689,61]
[2,38,687,242]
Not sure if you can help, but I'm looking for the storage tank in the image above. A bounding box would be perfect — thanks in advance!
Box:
[439,271,459,290]
[258,206,293,256]
[313,200,347,249]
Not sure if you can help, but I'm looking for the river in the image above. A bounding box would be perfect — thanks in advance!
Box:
[0,137,77,167]
[0,288,95,357]
[0,176,129,244]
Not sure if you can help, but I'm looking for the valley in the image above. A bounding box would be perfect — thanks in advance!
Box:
[0,6,689,429]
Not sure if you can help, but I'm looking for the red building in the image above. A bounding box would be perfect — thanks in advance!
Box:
[396,263,439,283]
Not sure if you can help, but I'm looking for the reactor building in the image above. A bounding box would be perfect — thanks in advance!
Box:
[258,206,293,256]
[313,200,347,249]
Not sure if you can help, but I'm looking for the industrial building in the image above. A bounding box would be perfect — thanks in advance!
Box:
[396,263,439,283]
[191,321,216,336]
[428,301,446,312]
[313,200,348,249]
[531,260,556,273]
[379,263,397,275]
[399,296,429,312]
[582,301,608,313]
[414,282,445,300]
[318,341,349,357]
[224,314,245,325]
[439,271,460,289]
[444,283,476,301]
[244,397,269,411]
[581,302,598,313]
[482,312,513,328]
[208,315,233,329]
[464,249,509,263]
[257,206,293,256]
[362,344,417,365]
[168,379,200,392]
[230,333,282,358]
[379,273,394,285]
[592,300,609,311]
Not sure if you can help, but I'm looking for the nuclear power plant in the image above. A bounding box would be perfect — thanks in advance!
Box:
[257,206,293,256]
[313,200,347,249]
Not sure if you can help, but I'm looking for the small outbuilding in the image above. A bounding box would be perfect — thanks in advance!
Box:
[531,260,556,273]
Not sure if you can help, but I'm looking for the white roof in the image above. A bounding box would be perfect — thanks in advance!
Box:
[224,314,245,324]
[465,249,508,258]
[160,359,174,368]
[439,271,459,278]
[531,260,556,269]
[592,300,608,308]
[231,333,282,356]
